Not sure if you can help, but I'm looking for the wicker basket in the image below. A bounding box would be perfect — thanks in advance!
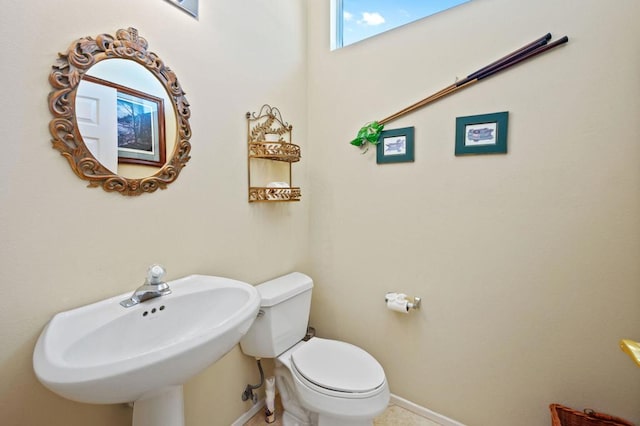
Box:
[550,404,635,426]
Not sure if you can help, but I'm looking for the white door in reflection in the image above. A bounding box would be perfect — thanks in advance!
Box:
[76,81,118,173]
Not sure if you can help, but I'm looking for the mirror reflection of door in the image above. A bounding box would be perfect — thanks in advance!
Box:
[75,81,118,173]
[74,59,178,179]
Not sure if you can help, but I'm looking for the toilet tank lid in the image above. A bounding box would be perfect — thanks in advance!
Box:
[256,272,313,307]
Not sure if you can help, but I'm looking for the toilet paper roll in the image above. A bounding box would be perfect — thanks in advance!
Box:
[386,299,409,313]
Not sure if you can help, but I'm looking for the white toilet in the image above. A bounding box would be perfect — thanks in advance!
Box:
[240,272,390,426]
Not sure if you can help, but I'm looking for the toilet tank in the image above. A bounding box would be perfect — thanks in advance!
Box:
[240,272,313,358]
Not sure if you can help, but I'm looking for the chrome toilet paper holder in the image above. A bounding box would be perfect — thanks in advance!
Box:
[385,292,421,310]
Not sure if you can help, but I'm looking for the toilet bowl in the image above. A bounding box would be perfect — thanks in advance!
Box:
[239,273,389,426]
[280,338,389,425]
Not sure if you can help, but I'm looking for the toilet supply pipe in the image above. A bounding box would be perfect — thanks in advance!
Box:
[385,292,421,313]
[241,358,264,404]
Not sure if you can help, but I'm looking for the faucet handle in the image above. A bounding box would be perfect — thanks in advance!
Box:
[146,264,166,285]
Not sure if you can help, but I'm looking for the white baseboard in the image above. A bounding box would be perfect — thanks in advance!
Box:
[390,394,467,426]
[230,398,265,426]
[231,393,466,426]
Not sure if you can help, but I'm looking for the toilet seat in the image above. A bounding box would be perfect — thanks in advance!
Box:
[290,338,386,395]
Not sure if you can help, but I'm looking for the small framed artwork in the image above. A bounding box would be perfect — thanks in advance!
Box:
[116,90,166,167]
[376,127,415,164]
[455,111,508,156]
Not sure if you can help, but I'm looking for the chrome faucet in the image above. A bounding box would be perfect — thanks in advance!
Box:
[120,264,172,308]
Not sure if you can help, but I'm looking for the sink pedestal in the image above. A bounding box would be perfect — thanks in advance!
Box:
[133,385,185,426]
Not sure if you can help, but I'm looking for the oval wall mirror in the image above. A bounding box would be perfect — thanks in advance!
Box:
[48,27,191,195]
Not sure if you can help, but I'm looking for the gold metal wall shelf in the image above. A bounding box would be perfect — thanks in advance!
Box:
[248,142,300,162]
[246,105,301,203]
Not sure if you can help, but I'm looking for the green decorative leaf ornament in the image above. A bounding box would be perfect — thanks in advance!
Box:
[350,121,384,151]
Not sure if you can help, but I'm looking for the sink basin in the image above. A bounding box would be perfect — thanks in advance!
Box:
[33,274,260,424]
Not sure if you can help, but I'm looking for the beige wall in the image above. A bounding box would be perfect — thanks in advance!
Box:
[306,1,640,425]
[2,1,640,426]
[0,1,308,425]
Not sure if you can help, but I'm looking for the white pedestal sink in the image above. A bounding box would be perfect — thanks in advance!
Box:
[33,274,260,426]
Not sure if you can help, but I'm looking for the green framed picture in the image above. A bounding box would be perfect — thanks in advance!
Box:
[376,127,415,164]
[455,111,508,156]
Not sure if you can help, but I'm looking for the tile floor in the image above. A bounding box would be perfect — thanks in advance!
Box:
[373,404,441,426]
[244,397,442,426]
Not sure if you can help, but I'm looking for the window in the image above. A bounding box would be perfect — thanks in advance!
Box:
[332,0,471,49]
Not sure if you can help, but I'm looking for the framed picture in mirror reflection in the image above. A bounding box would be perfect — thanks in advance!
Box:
[83,75,167,167]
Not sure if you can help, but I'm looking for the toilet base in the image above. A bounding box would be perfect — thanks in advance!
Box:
[281,410,312,426]
[275,363,313,425]
[317,414,373,426]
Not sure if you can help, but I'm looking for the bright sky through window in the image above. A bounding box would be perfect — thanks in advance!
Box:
[340,0,470,48]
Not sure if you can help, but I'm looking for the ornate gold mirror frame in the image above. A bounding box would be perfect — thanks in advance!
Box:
[48,27,191,195]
